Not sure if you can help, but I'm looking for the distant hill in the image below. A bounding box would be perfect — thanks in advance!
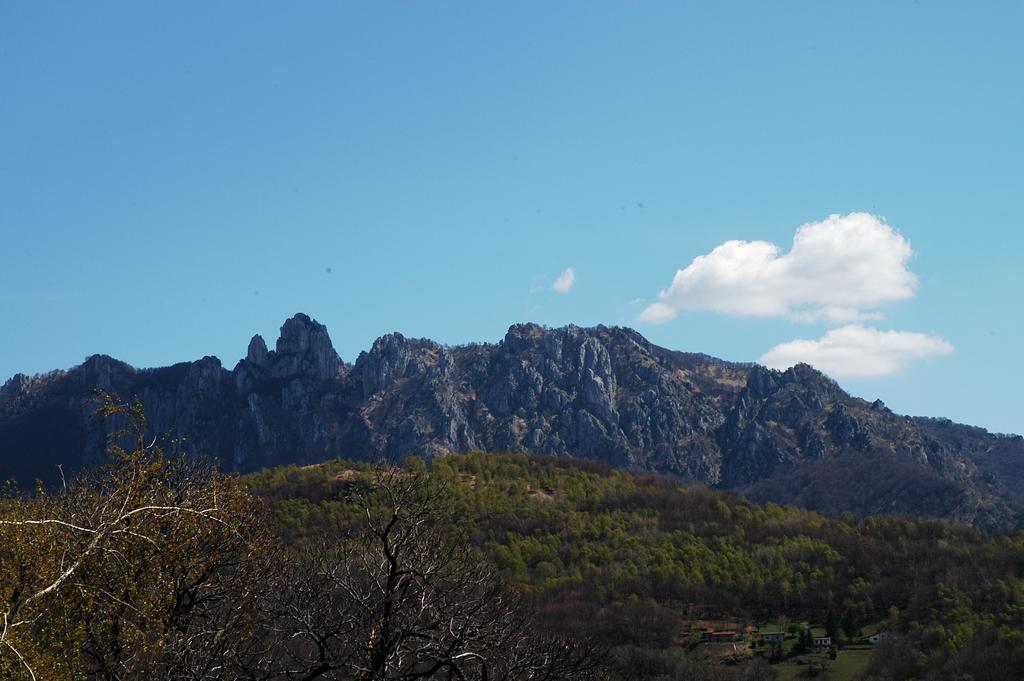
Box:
[2,313,1022,530]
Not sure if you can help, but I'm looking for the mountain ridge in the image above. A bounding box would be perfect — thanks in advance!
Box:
[2,313,1022,530]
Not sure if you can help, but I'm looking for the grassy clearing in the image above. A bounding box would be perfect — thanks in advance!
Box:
[829,646,873,680]
[772,645,873,680]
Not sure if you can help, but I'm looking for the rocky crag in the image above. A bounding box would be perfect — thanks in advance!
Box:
[2,314,1022,530]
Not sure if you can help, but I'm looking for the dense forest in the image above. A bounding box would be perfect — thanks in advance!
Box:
[2,397,1022,679]
[247,453,1024,680]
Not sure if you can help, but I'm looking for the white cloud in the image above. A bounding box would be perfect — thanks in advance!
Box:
[759,325,954,378]
[552,267,575,294]
[637,302,677,323]
[638,213,917,324]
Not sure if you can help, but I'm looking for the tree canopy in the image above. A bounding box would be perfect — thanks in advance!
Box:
[0,396,600,681]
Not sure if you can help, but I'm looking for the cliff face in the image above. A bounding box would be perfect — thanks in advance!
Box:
[2,313,1022,530]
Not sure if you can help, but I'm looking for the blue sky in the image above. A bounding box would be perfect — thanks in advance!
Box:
[1,2,1021,434]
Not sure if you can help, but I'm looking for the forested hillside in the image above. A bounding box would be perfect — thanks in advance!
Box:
[247,453,1024,680]
[3,402,1021,680]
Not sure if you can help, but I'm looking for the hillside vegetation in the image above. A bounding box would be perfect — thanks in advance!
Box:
[246,452,1024,680]
[0,399,599,681]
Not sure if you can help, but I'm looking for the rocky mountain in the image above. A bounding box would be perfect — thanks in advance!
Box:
[2,313,1022,530]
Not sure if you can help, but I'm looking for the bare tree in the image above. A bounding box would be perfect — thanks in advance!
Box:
[0,393,268,680]
[262,470,604,681]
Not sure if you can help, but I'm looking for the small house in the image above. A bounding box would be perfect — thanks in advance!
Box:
[813,635,832,648]
[867,631,888,644]
[760,631,784,644]
[702,630,740,643]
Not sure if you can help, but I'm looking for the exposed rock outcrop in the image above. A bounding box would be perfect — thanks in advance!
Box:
[2,314,1022,530]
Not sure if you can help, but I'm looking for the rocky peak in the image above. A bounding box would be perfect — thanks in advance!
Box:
[81,354,136,391]
[502,323,548,353]
[1,373,31,400]
[781,363,837,397]
[357,333,442,398]
[184,356,225,391]
[246,335,270,368]
[270,313,341,382]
